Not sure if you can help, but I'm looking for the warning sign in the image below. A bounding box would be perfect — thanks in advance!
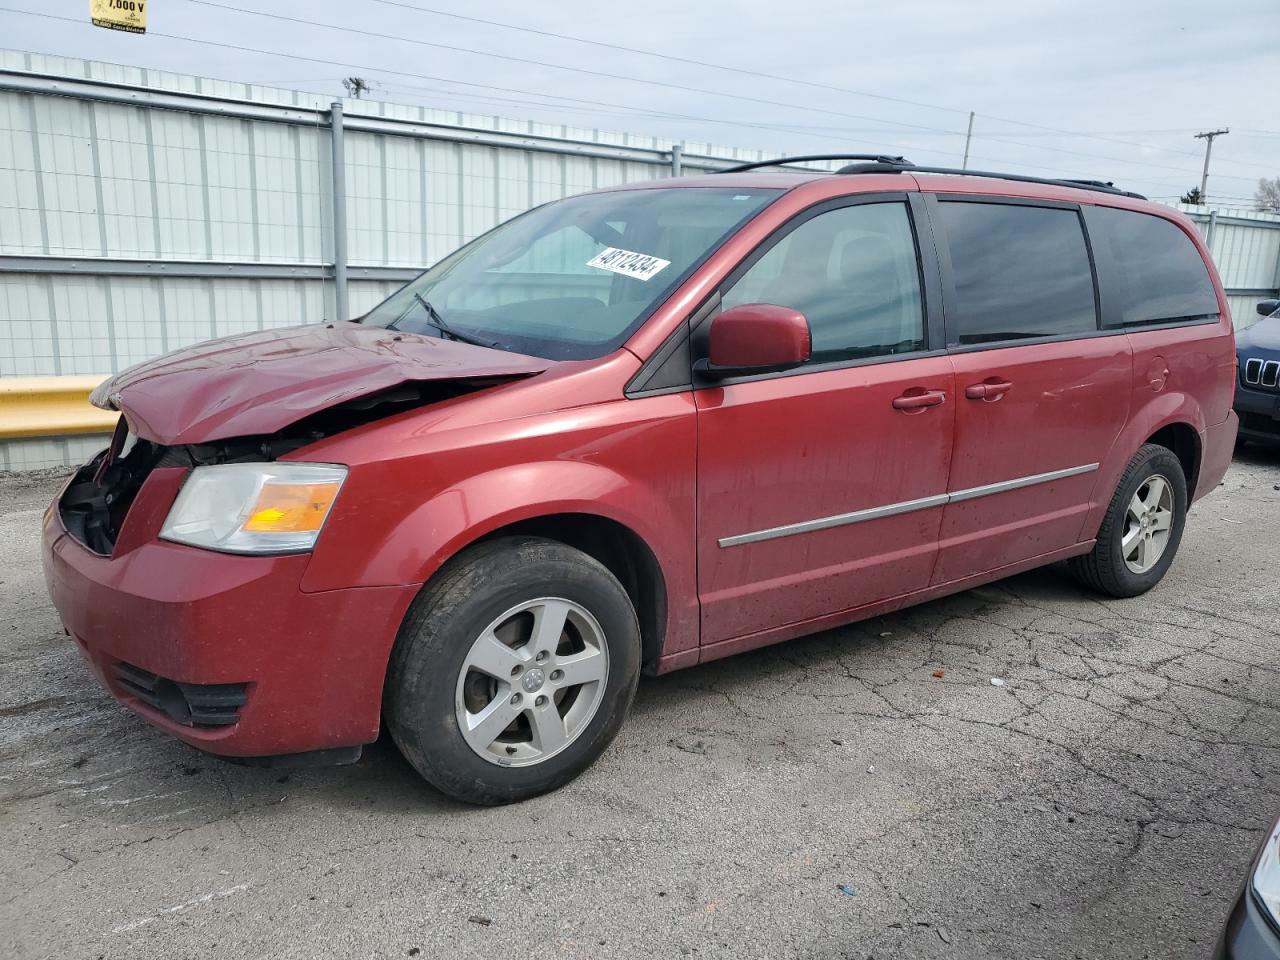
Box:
[90,0,147,34]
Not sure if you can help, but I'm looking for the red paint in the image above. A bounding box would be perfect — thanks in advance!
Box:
[935,335,1133,582]
[695,355,955,645]
[707,303,811,371]
[42,476,417,756]
[43,170,1238,762]
[90,321,549,445]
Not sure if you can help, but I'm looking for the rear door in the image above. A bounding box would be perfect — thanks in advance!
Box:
[925,196,1132,583]
[693,194,956,648]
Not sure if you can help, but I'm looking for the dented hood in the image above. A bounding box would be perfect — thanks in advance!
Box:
[91,322,551,445]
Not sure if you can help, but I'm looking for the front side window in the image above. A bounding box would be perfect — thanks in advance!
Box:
[723,201,925,364]
[936,201,1097,346]
[361,187,780,360]
[1088,206,1219,326]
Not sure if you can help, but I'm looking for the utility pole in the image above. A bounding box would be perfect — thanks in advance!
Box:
[329,101,349,322]
[962,111,975,170]
[1194,129,1229,204]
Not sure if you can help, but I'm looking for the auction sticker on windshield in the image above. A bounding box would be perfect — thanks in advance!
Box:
[586,247,671,282]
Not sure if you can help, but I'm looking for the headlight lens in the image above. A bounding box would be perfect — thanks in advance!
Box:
[1254,818,1280,926]
[160,462,347,554]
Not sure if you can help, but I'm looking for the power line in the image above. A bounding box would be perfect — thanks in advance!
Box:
[178,0,977,142]
[368,80,1065,172]
[286,75,1226,186]
[359,0,975,119]
[348,0,1276,174]
[0,8,991,169]
[1,6,1257,190]
[175,0,1257,184]
[969,129,1255,181]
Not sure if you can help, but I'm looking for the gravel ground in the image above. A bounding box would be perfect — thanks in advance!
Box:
[2,449,1279,960]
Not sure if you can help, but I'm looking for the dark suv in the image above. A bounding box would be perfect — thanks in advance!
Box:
[1235,299,1280,446]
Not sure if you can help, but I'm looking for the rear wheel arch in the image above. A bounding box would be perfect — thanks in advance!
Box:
[1144,421,1201,497]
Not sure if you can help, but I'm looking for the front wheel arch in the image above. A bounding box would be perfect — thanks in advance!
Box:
[473,513,668,674]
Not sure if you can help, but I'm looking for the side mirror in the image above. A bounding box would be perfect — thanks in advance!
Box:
[1257,299,1280,318]
[701,303,811,378]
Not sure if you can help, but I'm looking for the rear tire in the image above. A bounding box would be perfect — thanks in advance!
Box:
[1067,443,1187,598]
[384,536,640,805]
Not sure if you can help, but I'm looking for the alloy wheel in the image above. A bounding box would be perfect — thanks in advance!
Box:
[454,597,609,766]
[1121,474,1174,574]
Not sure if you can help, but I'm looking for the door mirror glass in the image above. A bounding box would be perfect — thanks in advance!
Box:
[1257,299,1280,318]
[704,303,811,377]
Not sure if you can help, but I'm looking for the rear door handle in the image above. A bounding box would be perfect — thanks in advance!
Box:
[964,379,1013,400]
[892,389,947,411]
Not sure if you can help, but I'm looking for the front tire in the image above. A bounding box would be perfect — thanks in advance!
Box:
[1067,443,1188,598]
[384,536,640,805]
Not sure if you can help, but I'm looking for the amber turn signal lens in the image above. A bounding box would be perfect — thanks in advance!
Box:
[243,481,342,533]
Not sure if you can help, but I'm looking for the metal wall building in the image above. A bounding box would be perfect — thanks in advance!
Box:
[1176,203,1280,324]
[2,51,1278,469]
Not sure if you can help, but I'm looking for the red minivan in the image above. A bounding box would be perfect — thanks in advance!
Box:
[42,157,1239,804]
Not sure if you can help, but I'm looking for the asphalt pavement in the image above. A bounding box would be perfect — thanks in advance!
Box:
[3,448,1279,960]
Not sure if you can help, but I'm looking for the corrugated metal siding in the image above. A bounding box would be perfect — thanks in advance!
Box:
[0,55,776,466]
[1225,295,1262,328]
[2,52,1278,470]
[0,54,772,400]
[1179,204,1280,312]
[1211,223,1280,293]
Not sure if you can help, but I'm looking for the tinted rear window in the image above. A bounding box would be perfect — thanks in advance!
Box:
[937,201,1097,346]
[1087,206,1219,325]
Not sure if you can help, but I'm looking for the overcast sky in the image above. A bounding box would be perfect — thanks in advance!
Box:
[3,0,1278,203]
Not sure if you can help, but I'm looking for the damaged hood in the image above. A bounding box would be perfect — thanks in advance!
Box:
[91,322,551,445]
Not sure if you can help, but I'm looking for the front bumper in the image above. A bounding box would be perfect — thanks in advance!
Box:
[1234,384,1280,444]
[41,470,418,759]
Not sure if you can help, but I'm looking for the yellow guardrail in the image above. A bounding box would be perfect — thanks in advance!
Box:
[0,375,117,440]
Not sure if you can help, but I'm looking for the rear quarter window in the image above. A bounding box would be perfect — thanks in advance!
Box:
[1085,206,1219,326]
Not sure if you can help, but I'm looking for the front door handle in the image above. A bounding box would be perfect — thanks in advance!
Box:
[892,389,947,411]
[964,379,1014,400]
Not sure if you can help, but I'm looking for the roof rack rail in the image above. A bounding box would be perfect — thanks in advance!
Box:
[715,154,1145,200]
[832,160,1145,200]
[715,153,912,173]
[880,165,1152,199]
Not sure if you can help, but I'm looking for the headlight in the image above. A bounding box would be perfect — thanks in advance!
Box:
[1254,817,1280,926]
[160,462,347,554]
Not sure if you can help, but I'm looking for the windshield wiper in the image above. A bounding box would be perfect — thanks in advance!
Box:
[405,292,505,350]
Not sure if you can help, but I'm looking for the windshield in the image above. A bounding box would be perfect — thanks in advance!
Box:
[360,187,780,360]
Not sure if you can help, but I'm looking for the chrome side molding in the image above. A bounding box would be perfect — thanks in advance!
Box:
[718,463,1100,548]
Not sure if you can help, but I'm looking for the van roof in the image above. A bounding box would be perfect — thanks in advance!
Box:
[708,154,1147,200]
[614,170,1160,210]
[609,153,1163,210]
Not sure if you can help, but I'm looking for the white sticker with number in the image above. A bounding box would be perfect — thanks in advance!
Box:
[586,247,671,282]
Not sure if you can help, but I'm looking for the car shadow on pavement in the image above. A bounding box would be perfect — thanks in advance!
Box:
[1233,440,1280,468]
[180,563,1083,816]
